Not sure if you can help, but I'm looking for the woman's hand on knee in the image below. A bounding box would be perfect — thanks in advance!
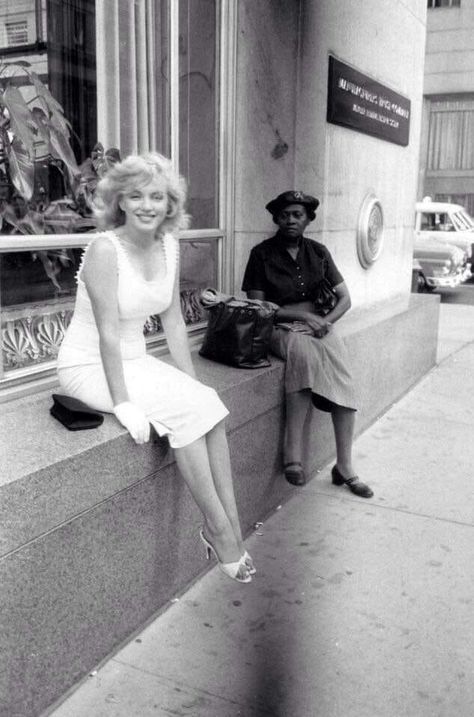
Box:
[314,320,331,338]
[304,314,331,338]
[114,402,151,444]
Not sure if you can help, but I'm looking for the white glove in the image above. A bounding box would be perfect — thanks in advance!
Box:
[113,402,150,444]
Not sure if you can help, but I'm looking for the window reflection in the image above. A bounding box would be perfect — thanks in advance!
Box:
[48,0,97,165]
[146,239,218,336]
[0,0,46,50]
[179,0,219,229]
[0,1,222,383]
[0,247,80,372]
[180,238,217,323]
[1,239,217,373]
[0,0,99,235]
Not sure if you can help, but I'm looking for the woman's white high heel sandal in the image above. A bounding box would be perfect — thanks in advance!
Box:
[242,550,256,576]
[199,530,252,584]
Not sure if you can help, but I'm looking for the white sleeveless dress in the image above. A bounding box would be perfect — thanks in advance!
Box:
[57,231,228,448]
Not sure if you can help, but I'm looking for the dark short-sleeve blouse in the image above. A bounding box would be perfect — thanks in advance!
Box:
[241,233,344,306]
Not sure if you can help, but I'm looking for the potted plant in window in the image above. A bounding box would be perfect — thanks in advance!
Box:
[0,61,120,291]
[0,61,120,370]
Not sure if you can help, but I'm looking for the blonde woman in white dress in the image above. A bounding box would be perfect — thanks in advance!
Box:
[57,152,254,583]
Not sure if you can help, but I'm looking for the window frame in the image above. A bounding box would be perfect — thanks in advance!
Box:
[5,19,29,47]
[0,0,237,400]
[0,0,46,55]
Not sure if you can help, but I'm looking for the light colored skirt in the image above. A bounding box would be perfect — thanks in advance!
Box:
[58,355,229,448]
[270,325,358,411]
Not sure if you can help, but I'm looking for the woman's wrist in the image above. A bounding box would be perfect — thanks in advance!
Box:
[113,401,132,412]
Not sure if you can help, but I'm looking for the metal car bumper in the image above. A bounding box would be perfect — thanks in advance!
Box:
[426,275,463,288]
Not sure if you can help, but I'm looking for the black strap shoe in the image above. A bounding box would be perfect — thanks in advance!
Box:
[331,465,373,498]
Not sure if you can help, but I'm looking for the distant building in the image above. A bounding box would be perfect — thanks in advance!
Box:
[420,0,474,215]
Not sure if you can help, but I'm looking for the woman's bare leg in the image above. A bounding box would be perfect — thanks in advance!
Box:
[205,420,244,552]
[331,405,356,477]
[284,389,312,465]
[174,435,241,564]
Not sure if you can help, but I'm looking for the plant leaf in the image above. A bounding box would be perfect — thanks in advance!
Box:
[48,123,80,183]
[0,203,45,233]
[30,107,79,186]
[1,86,37,155]
[43,199,88,233]
[27,70,71,135]
[29,106,53,145]
[5,137,34,200]
[1,60,31,70]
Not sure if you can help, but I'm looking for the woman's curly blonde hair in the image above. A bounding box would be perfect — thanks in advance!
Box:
[93,152,190,234]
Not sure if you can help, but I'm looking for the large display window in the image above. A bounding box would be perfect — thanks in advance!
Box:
[0,0,233,394]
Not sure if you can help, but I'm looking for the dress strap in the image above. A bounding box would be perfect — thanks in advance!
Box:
[75,230,125,284]
[162,232,180,283]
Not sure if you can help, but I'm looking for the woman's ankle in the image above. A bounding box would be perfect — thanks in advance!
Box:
[284,456,303,467]
[335,462,355,478]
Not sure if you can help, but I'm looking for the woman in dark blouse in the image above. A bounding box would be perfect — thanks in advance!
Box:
[242,191,373,498]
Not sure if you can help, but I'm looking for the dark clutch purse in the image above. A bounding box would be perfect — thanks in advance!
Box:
[313,258,338,316]
[50,393,104,431]
[199,295,277,369]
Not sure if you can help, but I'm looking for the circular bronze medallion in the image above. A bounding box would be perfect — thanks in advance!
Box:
[357,194,384,269]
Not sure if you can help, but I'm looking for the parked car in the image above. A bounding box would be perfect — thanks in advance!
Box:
[413,236,470,292]
[415,197,474,265]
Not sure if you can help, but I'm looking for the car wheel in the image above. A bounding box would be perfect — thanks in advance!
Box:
[416,272,428,293]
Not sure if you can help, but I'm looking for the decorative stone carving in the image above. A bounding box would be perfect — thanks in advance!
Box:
[2,310,74,369]
[180,289,205,325]
[357,193,384,269]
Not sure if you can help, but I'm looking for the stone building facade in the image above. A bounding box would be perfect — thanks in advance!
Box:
[420,0,474,214]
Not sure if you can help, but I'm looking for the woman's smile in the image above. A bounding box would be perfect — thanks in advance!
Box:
[121,175,169,234]
[135,212,157,223]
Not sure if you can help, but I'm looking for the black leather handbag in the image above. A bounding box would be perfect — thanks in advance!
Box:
[50,394,104,431]
[199,297,276,369]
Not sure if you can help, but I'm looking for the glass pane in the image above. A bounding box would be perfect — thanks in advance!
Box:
[0,246,82,374]
[47,0,97,165]
[428,101,474,171]
[151,0,171,157]
[146,239,218,337]
[1,238,218,375]
[180,238,218,325]
[420,213,437,231]
[179,0,219,229]
[0,0,44,49]
[0,0,98,239]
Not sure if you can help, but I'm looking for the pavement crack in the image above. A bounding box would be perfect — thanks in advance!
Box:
[300,488,474,528]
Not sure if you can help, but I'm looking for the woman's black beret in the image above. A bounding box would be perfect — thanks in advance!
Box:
[265,190,320,218]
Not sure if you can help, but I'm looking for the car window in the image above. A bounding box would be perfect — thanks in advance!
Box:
[419,212,451,231]
[457,210,474,230]
[420,213,437,230]
[451,212,467,231]
[438,214,455,231]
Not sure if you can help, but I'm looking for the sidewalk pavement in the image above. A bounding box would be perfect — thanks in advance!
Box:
[47,303,474,717]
